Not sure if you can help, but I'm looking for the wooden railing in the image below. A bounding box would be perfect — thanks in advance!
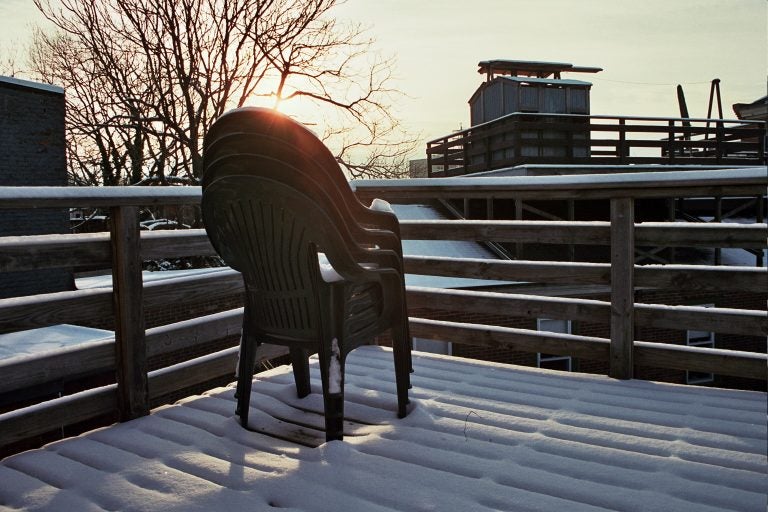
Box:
[354,167,767,381]
[426,113,767,177]
[1,167,766,454]
[0,187,283,455]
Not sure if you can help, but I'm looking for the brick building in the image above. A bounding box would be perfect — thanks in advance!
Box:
[0,76,72,298]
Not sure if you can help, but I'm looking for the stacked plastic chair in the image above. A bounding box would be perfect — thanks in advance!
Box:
[201,108,411,441]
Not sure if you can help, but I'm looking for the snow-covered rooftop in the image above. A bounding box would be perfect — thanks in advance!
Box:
[0,324,112,360]
[392,203,511,288]
[1,346,765,511]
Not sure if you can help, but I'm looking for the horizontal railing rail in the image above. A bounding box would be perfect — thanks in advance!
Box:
[425,113,767,177]
[0,168,766,454]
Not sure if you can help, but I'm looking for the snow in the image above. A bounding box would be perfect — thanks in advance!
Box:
[471,164,745,177]
[0,186,200,202]
[391,204,512,289]
[328,338,342,394]
[1,346,765,511]
[369,198,394,213]
[0,324,113,360]
[317,253,344,283]
[76,267,231,289]
[353,166,766,191]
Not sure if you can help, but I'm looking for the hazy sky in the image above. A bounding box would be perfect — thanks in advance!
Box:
[1,0,765,151]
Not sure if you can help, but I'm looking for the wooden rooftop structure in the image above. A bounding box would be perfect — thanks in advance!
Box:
[478,60,603,81]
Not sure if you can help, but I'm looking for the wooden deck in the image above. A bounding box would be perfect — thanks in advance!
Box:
[1,347,765,512]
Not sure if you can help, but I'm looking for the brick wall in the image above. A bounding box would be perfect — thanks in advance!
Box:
[0,77,72,298]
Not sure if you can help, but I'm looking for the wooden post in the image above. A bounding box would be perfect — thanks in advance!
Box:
[610,198,634,379]
[515,199,524,259]
[110,206,149,421]
[567,199,575,262]
[618,118,627,164]
[757,195,765,267]
[666,198,676,263]
[667,120,675,164]
[714,196,722,265]
[462,134,469,175]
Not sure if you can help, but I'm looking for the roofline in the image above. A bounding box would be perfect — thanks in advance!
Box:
[0,75,64,95]
[477,59,603,79]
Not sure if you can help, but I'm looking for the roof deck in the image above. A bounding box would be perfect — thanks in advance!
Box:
[426,114,767,177]
[0,169,766,509]
[1,346,765,511]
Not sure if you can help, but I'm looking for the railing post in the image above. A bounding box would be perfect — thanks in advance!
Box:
[667,120,675,164]
[462,132,469,175]
[610,198,634,379]
[426,144,433,178]
[757,194,765,267]
[714,196,722,265]
[110,205,149,421]
[715,122,724,163]
[618,118,627,164]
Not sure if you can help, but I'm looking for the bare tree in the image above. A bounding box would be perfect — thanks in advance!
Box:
[29,0,416,185]
[0,43,26,77]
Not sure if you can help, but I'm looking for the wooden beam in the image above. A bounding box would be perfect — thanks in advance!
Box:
[0,288,113,332]
[110,206,149,421]
[406,287,767,337]
[0,270,243,332]
[397,220,766,248]
[634,342,766,381]
[403,255,767,291]
[610,198,634,379]
[0,232,111,272]
[403,256,611,284]
[0,386,117,447]
[409,317,611,361]
[149,344,287,399]
[0,344,287,449]
[140,229,217,260]
[634,265,767,292]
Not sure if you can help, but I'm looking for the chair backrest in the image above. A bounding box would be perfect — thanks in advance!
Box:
[203,107,400,234]
[202,174,375,342]
[202,108,402,266]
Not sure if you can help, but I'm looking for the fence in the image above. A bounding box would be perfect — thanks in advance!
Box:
[0,167,766,454]
[426,113,767,177]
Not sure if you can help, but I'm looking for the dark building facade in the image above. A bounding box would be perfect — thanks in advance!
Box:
[0,76,72,298]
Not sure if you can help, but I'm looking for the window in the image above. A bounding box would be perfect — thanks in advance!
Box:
[686,305,715,385]
[537,318,572,372]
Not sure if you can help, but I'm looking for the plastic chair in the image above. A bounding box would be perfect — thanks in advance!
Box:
[203,108,413,371]
[202,158,410,443]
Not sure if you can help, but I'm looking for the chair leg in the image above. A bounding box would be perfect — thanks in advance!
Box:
[234,331,246,400]
[290,347,311,398]
[392,322,411,419]
[236,332,259,428]
[318,341,345,442]
[403,304,414,375]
